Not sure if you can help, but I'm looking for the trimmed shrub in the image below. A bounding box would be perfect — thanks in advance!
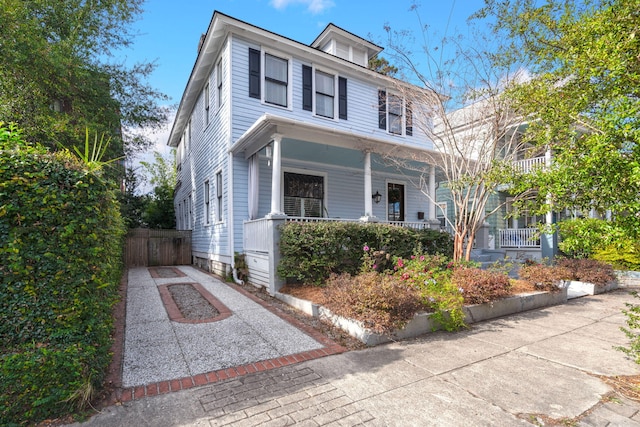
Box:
[555,258,616,286]
[0,125,125,424]
[277,221,453,285]
[518,263,570,292]
[451,267,512,305]
[322,272,424,334]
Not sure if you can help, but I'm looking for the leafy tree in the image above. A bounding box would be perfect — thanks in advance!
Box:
[476,0,640,238]
[141,151,176,229]
[380,5,528,261]
[368,56,399,77]
[0,0,169,158]
[119,165,150,228]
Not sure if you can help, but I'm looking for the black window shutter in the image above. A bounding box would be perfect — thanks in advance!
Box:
[406,101,413,136]
[302,65,312,111]
[248,48,261,99]
[378,90,387,130]
[338,77,347,119]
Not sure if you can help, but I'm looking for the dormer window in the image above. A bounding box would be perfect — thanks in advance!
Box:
[310,23,383,67]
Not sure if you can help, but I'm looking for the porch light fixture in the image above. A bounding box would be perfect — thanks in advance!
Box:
[265,143,272,166]
[372,191,382,204]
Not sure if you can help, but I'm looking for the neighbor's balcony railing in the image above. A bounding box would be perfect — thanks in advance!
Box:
[499,228,541,248]
[514,156,546,174]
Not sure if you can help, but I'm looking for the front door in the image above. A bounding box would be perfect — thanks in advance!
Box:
[387,183,405,221]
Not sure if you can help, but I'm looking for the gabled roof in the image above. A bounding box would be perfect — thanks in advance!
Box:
[310,23,383,59]
[167,11,413,148]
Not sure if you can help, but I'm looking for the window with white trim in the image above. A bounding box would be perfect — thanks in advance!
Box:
[204,83,210,125]
[264,53,288,107]
[378,90,413,136]
[216,60,223,108]
[315,70,335,118]
[204,180,210,225]
[284,172,324,218]
[216,171,223,222]
[302,65,347,120]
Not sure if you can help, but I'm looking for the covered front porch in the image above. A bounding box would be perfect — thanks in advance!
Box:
[231,114,446,293]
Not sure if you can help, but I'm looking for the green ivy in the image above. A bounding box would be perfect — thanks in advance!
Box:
[277,221,453,285]
[0,124,125,425]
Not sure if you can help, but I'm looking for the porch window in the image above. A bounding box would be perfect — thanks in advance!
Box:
[264,53,288,107]
[387,182,405,221]
[284,172,324,217]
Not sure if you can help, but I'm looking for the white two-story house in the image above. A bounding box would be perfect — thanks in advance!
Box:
[168,11,445,293]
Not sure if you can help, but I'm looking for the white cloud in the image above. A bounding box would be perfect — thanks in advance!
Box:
[270,0,334,14]
[126,108,175,194]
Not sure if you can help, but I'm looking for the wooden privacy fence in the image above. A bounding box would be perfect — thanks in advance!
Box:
[124,228,192,267]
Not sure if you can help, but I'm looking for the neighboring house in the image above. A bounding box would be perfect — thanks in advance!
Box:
[167,12,445,294]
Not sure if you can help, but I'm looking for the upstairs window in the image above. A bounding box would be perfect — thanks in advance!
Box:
[204,83,210,126]
[315,71,334,118]
[378,90,413,136]
[264,53,288,107]
[248,48,290,108]
[302,65,347,120]
[216,60,223,108]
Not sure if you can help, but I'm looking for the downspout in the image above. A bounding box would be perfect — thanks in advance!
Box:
[226,35,244,286]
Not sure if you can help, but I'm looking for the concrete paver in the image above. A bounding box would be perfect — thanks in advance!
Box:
[72,269,640,426]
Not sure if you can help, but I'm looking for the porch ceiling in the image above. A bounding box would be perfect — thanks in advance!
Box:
[230,114,446,167]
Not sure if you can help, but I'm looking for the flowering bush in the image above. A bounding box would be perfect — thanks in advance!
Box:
[390,254,465,331]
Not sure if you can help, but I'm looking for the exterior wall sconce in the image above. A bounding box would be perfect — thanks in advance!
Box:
[372,191,382,204]
[265,143,272,166]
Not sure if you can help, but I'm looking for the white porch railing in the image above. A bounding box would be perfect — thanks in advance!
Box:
[499,228,541,248]
[514,156,546,174]
[243,218,271,252]
[286,217,437,231]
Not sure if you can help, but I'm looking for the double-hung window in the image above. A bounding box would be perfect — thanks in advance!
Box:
[388,94,402,135]
[378,90,413,136]
[302,65,347,120]
[315,71,335,118]
[216,60,223,108]
[204,83,210,126]
[204,180,210,225]
[264,53,288,107]
[216,171,223,222]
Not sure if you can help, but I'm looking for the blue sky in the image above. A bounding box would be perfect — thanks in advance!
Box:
[126,0,488,180]
[127,0,488,105]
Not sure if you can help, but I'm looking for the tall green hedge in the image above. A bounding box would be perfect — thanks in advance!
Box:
[278,221,453,285]
[0,125,125,425]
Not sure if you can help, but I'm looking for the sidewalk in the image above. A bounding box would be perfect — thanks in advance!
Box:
[74,267,640,426]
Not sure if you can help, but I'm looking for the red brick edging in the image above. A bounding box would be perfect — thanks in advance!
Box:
[102,267,346,406]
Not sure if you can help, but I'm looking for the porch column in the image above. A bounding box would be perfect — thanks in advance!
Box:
[541,149,557,258]
[268,133,285,217]
[427,165,441,229]
[360,151,377,222]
